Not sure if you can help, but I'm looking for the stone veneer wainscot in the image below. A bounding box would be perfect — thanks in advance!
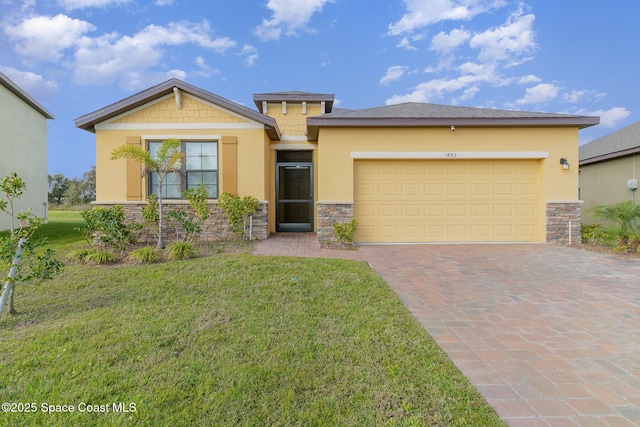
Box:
[316,201,355,244]
[92,201,269,242]
[546,201,582,245]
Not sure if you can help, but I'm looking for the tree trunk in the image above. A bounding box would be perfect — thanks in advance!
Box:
[8,286,16,315]
[1,237,26,317]
[157,177,165,249]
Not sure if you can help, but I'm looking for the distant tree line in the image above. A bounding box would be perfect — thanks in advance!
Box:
[48,166,96,206]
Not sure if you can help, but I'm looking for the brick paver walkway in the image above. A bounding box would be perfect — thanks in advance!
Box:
[254,234,640,426]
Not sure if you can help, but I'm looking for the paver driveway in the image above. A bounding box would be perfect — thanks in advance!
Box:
[254,236,640,426]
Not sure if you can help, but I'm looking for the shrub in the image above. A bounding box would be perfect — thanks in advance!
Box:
[65,248,90,262]
[218,192,259,238]
[593,201,640,251]
[141,194,159,240]
[167,185,210,243]
[127,246,159,264]
[79,205,136,253]
[166,242,198,260]
[332,218,358,244]
[580,223,608,244]
[82,248,114,265]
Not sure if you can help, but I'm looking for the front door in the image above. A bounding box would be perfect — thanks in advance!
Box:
[276,151,313,232]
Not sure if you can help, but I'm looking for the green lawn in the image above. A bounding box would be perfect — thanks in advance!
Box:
[0,213,504,426]
[33,210,86,248]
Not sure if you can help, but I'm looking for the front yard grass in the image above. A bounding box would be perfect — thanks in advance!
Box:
[0,213,504,426]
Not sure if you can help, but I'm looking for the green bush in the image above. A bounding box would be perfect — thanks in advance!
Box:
[81,248,114,265]
[332,218,358,244]
[592,201,640,251]
[166,241,198,260]
[218,192,259,238]
[580,223,608,244]
[140,194,159,240]
[79,205,136,253]
[127,246,159,264]
[65,248,90,262]
[166,186,210,243]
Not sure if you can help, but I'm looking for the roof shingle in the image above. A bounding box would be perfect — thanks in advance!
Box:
[307,102,600,140]
[579,120,640,165]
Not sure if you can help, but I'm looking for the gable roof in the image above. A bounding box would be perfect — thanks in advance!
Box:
[579,120,640,166]
[306,102,600,141]
[0,71,54,119]
[253,91,335,113]
[75,78,280,140]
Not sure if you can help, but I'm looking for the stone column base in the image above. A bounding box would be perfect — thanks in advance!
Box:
[546,201,582,245]
[316,201,355,244]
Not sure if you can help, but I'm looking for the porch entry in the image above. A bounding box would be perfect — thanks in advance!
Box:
[276,150,314,232]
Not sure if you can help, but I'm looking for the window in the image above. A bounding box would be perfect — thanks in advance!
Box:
[148,141,218,199]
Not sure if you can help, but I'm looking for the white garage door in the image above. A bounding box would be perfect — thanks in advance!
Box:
[354,159,541,243]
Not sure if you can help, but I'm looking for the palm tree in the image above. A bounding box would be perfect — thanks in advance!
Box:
[593,200,640,248]
[111,138,184,248]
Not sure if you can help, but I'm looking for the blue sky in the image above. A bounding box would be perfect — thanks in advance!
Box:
[2,0,638,178]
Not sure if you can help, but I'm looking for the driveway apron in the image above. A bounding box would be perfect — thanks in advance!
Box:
[254,236,640,426]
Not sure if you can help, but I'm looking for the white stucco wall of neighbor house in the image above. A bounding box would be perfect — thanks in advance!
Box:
[0,76,52,232]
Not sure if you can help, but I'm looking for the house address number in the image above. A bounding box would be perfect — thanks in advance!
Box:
[445,152,457,158]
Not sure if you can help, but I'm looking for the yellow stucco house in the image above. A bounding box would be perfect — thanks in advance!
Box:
[75,78,599,244]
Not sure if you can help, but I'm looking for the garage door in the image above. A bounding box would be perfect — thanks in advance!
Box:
[354,159,540,243]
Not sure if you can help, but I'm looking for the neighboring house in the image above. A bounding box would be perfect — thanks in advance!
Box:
[0,72,54,232]
[75,78,599,244]
[579,120,640,223]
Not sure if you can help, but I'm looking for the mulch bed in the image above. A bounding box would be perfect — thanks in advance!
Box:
[572,242,640,262]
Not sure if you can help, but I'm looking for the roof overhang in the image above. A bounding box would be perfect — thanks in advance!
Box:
[75,79,280,140]
[580,146,640,166]
[253,92,334,113]
[0,71,54,119]
[306,115,601,141]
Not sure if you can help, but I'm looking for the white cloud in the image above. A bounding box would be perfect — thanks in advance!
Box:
[386,74,481,104]
[469,8,536,63]
[73,20,236,86]
[386,3,540,108]
[254,0,332,41]
[155,0,174,5]
[5,14,95,62]
[57,0,130,10]
[130,21,236,52]
[380,66,408,85]
[430,28,471,53]
[195,56,221,77]
[518,74,541,84]
[454,86,480,103]
[240,45,259,67]
[388,0,507,35]
[386,60,506,105]
[563,90,586,103]
[397,36,418,51]
[116,69,187,91]
[397,33,425,50]
[586,107,631,128]
[516,83,559,105]
[0,66,58,100]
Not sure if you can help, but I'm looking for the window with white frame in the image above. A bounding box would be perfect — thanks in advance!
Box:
[148,141,218,199]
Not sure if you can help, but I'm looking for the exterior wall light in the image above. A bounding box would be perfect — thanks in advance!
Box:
[560,158,569,170]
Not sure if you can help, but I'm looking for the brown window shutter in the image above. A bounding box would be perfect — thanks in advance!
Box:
[125,136,142,200]
[221,136,237,196]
